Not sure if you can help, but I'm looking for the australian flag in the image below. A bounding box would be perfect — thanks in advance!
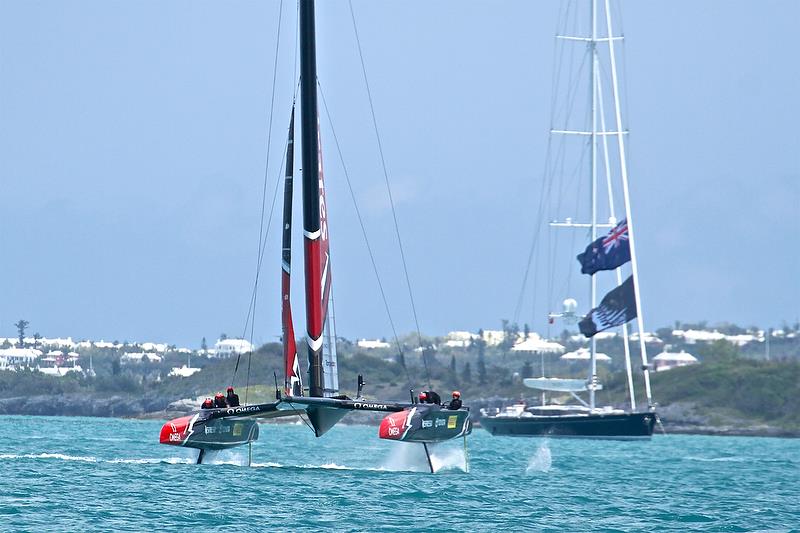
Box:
[576,219,630,275]
[579,275,637,338]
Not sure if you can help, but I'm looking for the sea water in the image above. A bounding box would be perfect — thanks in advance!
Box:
[0,416,797,532]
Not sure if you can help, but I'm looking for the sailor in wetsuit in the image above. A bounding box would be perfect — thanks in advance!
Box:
[226,386,240,407]
[213,392,227,408]
[418,391,428,404]
[201,397,213,409]
[448,391,462,410]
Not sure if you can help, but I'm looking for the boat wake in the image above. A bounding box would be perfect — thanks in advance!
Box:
[381,442,468,473]
[525,441,552,474]
[0,453,194,465]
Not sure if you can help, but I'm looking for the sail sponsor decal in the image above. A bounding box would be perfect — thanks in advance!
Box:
[447,416,458,429]
[159,414,199,446]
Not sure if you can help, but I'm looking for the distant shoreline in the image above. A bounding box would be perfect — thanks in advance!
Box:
[1,394,796,439]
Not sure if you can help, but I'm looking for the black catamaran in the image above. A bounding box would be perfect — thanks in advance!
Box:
[160,0,471,470]
[480,0,656,439]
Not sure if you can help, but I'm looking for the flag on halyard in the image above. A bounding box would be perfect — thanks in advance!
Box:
[579,275,637,337]
[576,219,631,275]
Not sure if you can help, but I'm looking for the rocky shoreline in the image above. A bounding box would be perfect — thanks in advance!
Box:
[1,394,796,438]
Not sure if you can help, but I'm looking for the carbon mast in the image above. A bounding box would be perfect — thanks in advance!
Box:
[297,0,346,437]
[299,0,333,399]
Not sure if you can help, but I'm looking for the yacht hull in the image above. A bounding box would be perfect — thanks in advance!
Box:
[480,411,656,439]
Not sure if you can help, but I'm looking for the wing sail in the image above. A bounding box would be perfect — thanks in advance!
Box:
[282,108,302,396]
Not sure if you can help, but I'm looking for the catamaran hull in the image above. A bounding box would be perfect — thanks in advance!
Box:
[159,401,305,451]
[480,411,655,439]
[159,414,260,451]
[379,406,472,443]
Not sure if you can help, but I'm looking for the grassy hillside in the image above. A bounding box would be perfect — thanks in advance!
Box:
[602,358,800,431]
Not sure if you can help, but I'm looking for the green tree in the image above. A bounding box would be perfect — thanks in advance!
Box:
[477,347,487,385]
[14,319,29,347]
[462,361,472,384]
[219,333,228,341]
[523,323,530,340]
[450,355,457,385]
[201,337,208,355]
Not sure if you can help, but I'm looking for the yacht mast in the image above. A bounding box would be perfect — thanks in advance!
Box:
[588,0,599,411]
[299,0,325,398]
[603,0,653,407]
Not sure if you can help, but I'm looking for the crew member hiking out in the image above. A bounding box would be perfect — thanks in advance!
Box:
[213,392,227,408]
[201,397,213,409]
[226,386,240,407]
[448,391,462,410]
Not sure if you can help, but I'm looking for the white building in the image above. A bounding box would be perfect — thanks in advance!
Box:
[120,352,163,364]
[0,347,41,369]
[38,365,83,377]
[560,347,611,362]
[652,350,699,372]
[212,339,254,358]
[168,365,202,378]
[672,329,726,344]
[724,334,760,347]
[139,342,169,353]
[481,330,506,347]
[629,332,662,344]
[357,339,391,349]
[444,331,478,348]
[511,333,565,354]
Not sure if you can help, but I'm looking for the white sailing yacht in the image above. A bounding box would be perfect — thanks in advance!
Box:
[481,0,656,438]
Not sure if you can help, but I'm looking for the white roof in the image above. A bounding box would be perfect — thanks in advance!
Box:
[120,352,163,363]
[446,331,479,341]
[561,347,611,361]
[215,339,254,351]
[168,365,202,378]
[139,342,169,353]
[511,335,565,353]
[629,332,662,343]
[0,347,42,358]
[653,350,698,362]
[357,339,391,349]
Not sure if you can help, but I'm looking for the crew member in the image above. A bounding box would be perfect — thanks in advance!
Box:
[448,391,462,410]
[201,397,213,409]
[425,390,442,405]
[226,386,240,407]
[213,392,227,408]
[418,391,428,404]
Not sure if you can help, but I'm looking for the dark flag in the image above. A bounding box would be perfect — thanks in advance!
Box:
[579,275,637,337]
[576,219,631,275]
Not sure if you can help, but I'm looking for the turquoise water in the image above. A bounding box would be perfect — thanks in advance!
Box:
[0,416,798,532]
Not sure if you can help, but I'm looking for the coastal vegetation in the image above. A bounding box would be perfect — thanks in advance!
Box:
[1,323,799,435]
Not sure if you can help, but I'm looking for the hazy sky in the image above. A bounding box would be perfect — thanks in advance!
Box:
[1,1,798,347]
